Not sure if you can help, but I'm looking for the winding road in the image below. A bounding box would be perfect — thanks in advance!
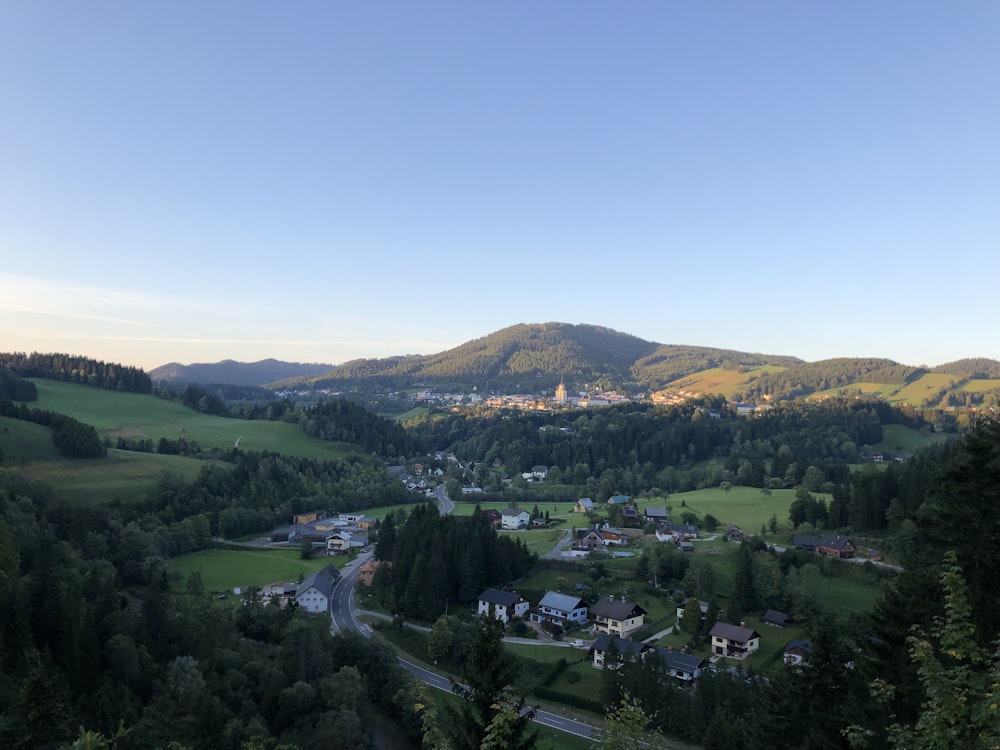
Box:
[329,485,599,741]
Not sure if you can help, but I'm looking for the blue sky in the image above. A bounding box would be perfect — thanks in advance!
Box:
[2,2,998,370]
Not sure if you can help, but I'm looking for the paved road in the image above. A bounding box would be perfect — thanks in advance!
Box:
[433,483,454,515]
[540,527,576,560]
[395,657,597,740]
[328,549,598,741]
[329,551,374,636]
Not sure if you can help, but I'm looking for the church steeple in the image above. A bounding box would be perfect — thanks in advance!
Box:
[555,377,567,404]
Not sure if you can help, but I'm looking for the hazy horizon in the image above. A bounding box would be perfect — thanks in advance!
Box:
[3,3,998,370]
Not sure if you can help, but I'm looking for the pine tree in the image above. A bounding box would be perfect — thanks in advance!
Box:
[443,609,537,750]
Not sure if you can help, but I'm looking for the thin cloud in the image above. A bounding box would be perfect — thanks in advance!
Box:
[0,272,271,322]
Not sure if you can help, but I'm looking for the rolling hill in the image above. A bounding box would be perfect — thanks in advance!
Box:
[149,358,333,386]
[273,322,806,393]
[143,322,1000,409]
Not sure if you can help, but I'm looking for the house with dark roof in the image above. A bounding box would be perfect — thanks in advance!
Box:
[532,591,589,627]
[482,508,502,526]
[783,639,812,666]
[574,527,606,553]
[793,534,856,559]
[726,524,748,542]
[652,647,707,682]
[643,507,669,523]
[763,609,792,627]
[590,597,648,638]
[607,495,632,506]
[295,563,340,614]
[588,634,647,669]
[477,589,530,624]
[710,622,761,660]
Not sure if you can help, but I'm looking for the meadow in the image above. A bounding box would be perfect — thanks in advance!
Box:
[10,448,211,505]
[638,487,810,533]
[26,379,355,460]
[168,548,348,592]
[661,365,787,399]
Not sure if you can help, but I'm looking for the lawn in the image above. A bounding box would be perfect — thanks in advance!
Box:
[168,548,347,592]
[26,379,356,460]
[10,448,213,505]
[871,424,949,454]
[0,416,64,463]
[638,487,811,534]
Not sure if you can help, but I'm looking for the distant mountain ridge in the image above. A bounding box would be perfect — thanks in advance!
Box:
[149,358,333,387]
[276,322,806,392]
[149,323,1000,409]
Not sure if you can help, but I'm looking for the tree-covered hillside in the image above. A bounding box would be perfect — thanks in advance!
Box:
[0,352,152,394]
[931,357,1000,378]
[294,323,807,393]
[734,358,927,401]
[149,358,334,386]
[631,345,802,387]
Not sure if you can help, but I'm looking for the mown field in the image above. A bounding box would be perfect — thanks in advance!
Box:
[661,365,787,399]
[640,487,811,534]
[9,448,211,505]
[871,423,950,454]
[168,548,348,592]
[25,379,355,459]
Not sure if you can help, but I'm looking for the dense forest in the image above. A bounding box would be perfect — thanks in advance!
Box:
[406,398,941,534]
[369,502,536,622]
[475,418,996,750]
[0,471,424,749]
[0,353,152,394]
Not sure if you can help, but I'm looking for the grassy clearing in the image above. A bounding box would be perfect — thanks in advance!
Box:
[168,548,347,592]
[639,487,805,533]
[26,379,355,460]
[10,448,212,504]
[663,365,787,400]
[871,424,949,454]
[0,416,62,462]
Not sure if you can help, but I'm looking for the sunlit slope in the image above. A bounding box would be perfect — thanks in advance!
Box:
[25,379,355,460]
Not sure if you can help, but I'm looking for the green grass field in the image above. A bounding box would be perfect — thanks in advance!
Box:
[0,416,62,462]
[168,548,347,591]
[26,379,355,459]
[640,487,805,533]
[663,365,787,400]
[10,448,212,504]
[871,424,949,454]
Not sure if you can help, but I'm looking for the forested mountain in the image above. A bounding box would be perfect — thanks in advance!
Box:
[149,358,333,386]
[285,323,802,393]
[265,323,1000,406]
[931,357,1000,378]
[734,358,927,401]
[630,344,802,386]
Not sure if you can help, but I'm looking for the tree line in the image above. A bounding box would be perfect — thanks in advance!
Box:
[0,472,426,749]
[0,352,152,394]
[0,399,106,458]
[369,502,536,622]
